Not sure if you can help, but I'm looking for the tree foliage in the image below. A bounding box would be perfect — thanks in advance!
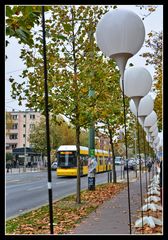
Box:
[29,115,88,154]
[140,31,163,131]
[6,6,51,46]
[7,5,120,203]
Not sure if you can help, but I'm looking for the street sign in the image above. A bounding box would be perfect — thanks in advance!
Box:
[88,157,97,173]
[89,149,95,156]
[118,146,125,155]
[88,156,96,191]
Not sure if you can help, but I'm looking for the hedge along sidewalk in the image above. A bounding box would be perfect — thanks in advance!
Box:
[6,181,127,235]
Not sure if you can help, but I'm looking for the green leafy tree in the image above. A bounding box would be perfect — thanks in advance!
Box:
[28,116,47,155]
[140,31,163,131]
[29,115,75,153]
[29,114,89,156]
[6,6,51,46]
[94,64,121,183]
[8,5,120,203]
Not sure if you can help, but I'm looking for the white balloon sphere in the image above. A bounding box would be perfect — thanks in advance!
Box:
[149,122,158,133]
[144,111,157,128]
[151,128,158,138]
[96,9,145,77]
[138,95,154,116]
[96,9,145,58]
[122,67,152,99]
[129,99,137,116]
[153,142,159,149]
[146,135,153,143]
[149,143,153,148]
[130,94,153,121]
[153,136,160,145]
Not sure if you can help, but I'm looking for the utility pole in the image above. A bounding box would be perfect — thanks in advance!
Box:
[88,28,96,190]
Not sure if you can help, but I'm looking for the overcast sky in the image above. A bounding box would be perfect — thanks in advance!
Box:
[5,5,163,144]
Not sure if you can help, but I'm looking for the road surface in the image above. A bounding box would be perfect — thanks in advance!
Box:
[6,165,130,219]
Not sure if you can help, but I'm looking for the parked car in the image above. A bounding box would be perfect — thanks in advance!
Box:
[124,159,137,170]
[51,161,58,170]
[115,156,123,165]
[136,158,145,166]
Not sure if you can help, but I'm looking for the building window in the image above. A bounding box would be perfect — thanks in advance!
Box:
[12,123,18,129]
[23,124,26,128]
[11,144,17,149]
[24,115,26,118]
[23,134,26,138]
[9,134,18,139]
[12,115,18,120]
[30,124,35,130]
[30,114,35,119]
[23,144,25,147]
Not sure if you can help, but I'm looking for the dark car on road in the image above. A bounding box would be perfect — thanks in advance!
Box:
[124,159,137,170]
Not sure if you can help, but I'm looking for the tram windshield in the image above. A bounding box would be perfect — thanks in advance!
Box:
[57,151,77,167]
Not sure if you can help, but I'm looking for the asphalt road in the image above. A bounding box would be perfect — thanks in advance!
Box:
[6,165,127,219]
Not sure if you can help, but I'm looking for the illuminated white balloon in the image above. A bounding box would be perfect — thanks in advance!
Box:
[146,135,153,143]
[149,122,158,133]
[96,8,145,77]
[151,128,158,138]
[122,67,152,100]
[130,94,153,122]
[153,136,160,145]
[144,111,157,128]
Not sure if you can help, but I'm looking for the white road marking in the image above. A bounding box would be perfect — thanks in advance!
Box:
[6,180,20,183]
[27,186,44,191]
[55,181,68,185]
[26,181,69,191]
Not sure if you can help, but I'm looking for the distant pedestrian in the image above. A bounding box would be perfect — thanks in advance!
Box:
[6,163,10,173]
[147,160,152,172]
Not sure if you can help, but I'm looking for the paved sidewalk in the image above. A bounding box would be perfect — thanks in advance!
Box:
[69,171,148,235]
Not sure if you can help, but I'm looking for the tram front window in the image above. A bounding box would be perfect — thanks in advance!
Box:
[58,152,76,167]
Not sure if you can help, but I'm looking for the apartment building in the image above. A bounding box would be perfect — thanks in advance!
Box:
[6,109,41,153]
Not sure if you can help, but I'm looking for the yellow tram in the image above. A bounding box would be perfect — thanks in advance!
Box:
[56,145,112,176]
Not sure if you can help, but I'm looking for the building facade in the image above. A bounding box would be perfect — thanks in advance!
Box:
[6,109,41,153]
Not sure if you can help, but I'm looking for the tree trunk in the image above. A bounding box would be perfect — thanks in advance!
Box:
[76,125,81,203]
[71,6,81,203]
[107,122,116,183]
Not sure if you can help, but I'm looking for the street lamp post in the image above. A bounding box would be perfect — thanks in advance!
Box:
[41,6,54,234]
[88,88,96,191]
[88,27,96,190]
[96,8,145,234]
